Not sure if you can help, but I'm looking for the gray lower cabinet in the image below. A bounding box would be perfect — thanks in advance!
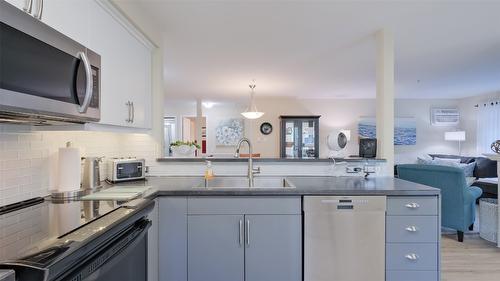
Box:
[188,215,245,281]
[159,197,302,281]
[386,270,438,281]
[159,197,188,281]
[187,213,302,281]
[187,197,302,281]
[244,215,302,281]
[148,199,159,281]
[386,196,440,281]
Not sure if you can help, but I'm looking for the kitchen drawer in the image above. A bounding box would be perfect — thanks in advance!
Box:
[386,216,438,243]
[386,270,438,281]
[387,197,438,216]
[187,197,301,215]
[386,243,438,271]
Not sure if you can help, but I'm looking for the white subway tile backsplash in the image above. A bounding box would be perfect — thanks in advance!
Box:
[0,134,18,142]
[0,129,159,207]
[1,150,18,161]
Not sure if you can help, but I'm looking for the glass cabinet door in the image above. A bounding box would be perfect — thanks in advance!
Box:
[301,120,316,158]
[284,121,300,158]
[280,116,320,159]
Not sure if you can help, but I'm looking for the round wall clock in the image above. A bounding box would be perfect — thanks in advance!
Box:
[260,122,273,135]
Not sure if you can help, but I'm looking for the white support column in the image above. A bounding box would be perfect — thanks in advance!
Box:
[484,153,500,248]
[376,29,395,173]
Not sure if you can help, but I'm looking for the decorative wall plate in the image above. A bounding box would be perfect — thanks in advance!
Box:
[260,122,273,135]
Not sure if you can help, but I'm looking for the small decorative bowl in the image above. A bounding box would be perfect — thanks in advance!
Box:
[491,140,500,154]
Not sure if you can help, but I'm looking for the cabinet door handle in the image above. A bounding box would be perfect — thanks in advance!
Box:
[125,101,131,122]
[405,203,420,209]
[405,226,419,232]
[238,219,243,247]
[405,253,419,261]
[23,0,34,14]
[34,0,43,20]
[245,219,250,247]
[131,102,135,123]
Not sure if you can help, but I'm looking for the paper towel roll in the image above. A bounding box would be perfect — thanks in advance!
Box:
[57,143,81,192]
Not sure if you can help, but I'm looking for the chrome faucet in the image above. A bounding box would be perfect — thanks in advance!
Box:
[234,138,260,187]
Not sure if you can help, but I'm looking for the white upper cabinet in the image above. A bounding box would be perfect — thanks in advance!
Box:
[4,0,90,45]
[40,0,90,46]
[88,0,152,129]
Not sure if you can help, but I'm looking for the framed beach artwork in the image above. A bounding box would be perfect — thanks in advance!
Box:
[358,117,417,145]
[215,118,245,146]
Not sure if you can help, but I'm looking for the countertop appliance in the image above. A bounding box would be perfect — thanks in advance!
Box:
[304,196,386,281]
[0,197,154,281]
[107,158,146,183]
[0,0,100,125]
[82,157,103,190]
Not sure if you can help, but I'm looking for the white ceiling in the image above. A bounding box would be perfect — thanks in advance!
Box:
[115,0,500,100]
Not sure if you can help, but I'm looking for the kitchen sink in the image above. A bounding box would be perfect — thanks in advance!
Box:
[194,177,296,189]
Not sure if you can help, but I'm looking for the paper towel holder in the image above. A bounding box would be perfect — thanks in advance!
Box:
[51,142,90,199]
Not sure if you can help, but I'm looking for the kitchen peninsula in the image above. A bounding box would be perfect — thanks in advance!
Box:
[144,175,441,281]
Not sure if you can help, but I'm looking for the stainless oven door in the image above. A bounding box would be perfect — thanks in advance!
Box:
[59,219,151,281]
[0,1,100,122]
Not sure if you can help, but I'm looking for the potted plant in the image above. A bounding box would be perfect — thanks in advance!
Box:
[170,141,200,157]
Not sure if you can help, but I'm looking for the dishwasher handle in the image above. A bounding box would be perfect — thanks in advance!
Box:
[307,196,387,212]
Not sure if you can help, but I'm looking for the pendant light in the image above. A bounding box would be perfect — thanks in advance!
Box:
[241,80,264,119]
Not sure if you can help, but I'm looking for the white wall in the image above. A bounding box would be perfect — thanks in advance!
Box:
[164,97,463,163]
[394,99,461,163]
[458,91,500,156]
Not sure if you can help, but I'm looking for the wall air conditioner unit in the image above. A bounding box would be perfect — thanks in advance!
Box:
[430,108,460,126]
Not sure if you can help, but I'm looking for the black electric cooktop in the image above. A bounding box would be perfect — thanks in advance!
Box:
[0,197,121,262]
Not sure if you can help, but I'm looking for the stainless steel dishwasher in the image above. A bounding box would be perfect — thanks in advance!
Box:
[304,196,386,281]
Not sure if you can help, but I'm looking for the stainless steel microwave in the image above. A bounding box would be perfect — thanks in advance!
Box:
[0,1,100,124]
[107,158,146,183]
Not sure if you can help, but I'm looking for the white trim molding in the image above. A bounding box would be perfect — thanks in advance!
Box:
[95,0,157,50]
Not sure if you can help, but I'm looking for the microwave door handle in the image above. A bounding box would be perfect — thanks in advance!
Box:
[77,51,94,113]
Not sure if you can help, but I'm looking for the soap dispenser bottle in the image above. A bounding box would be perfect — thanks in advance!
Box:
[204,161,214,181]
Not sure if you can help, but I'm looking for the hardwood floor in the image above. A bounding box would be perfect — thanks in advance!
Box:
[442,233,500,281]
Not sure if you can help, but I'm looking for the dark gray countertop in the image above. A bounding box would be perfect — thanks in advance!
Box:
[156,157,386,163]
[134,176,440,197]
[0,176,437,264]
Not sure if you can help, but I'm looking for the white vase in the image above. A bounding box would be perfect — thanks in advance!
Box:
[171,145,196,157]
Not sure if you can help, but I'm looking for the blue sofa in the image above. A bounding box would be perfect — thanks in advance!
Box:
[398,164,483,242]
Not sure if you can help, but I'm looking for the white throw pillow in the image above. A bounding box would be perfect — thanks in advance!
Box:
[434,157,461,164]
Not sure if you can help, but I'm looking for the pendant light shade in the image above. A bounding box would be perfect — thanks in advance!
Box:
[241,81,264,119]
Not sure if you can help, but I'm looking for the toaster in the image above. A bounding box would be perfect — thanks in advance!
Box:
[107,158,146,182]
